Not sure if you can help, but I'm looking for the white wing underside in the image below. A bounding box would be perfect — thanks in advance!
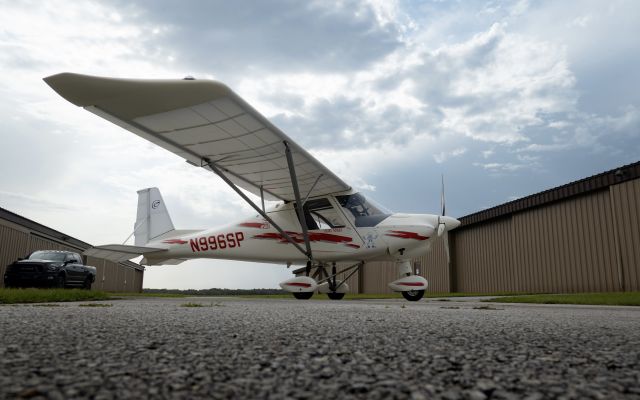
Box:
[44,73,351,201]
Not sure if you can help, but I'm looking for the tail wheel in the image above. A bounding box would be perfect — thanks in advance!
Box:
[292,292,313,300]
[327,292,345,300]
[401,290,424,302]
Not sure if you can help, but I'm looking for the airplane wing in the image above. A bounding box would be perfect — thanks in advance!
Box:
[44,73,351,201]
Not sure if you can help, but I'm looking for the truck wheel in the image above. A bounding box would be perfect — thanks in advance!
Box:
[82,277,92,290]
[56,275,66,289]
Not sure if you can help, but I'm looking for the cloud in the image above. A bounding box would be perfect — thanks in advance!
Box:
[104,0,407,76]
[473,162,525,172]
[1,0,639,289]
[434,148,467,164]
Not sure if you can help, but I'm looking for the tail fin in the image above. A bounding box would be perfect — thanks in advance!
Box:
[134,188,175,246]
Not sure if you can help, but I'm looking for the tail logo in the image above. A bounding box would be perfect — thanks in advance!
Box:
[152,200,161,209]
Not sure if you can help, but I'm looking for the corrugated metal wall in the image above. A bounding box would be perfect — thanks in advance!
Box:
[1,217,143,292]
[610,179,640,291]
[0,223,30,288]
[455,217,514,293]
[361,177,639,294]
[454,189,622,293]
[361,261,397,294]
[359,239,450,294]
[415,238,449,293]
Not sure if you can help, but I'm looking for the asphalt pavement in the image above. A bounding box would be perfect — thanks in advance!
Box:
[1,296,639,399]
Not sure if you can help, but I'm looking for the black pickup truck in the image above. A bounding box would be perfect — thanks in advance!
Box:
[3,250,96,289]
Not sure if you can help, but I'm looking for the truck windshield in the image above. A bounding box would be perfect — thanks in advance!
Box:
[335,193,392,227]
[28,251,66,261]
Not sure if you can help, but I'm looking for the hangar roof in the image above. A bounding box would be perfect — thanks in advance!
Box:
[459,160,640,229]
[0,206,144,271]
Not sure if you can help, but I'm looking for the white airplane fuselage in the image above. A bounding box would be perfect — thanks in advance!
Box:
[142,191,460,266]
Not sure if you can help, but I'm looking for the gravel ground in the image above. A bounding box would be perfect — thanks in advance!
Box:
[1,297,639,400]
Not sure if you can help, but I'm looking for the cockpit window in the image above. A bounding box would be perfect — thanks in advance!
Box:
[295,198,346,230]
[336,193,391,227]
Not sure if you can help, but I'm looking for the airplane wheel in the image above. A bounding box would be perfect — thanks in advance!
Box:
[327,292,345,300]
[401,290,424,301]
[293,292,313,300]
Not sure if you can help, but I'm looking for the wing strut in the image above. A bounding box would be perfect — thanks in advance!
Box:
[284,141,314,272]
[204,159,309,258]
[302,174,323,205]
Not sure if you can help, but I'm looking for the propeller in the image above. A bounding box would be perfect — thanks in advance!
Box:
[436,175,451,263]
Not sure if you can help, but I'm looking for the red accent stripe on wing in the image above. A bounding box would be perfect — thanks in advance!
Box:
[345,243,361,249]
[162,239,188,244]
[385,230,429,241]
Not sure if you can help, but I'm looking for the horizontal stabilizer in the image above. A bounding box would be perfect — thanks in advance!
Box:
[142,257,188,266]
[84,244,166,262]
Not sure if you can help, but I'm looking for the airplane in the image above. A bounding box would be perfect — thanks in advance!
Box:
[44,73,461,301]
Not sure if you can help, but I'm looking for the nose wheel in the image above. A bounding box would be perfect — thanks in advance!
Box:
[293,292,314,300]
[401,289,425,301]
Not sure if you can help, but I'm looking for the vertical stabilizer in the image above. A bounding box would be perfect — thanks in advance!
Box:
[134,188,175,246]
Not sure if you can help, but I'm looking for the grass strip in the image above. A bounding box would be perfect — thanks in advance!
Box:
[486,292,640,306]
[0,288,110,304]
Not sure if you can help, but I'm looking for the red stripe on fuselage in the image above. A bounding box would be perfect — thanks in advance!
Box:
[252,231,355,245]
[385,230,429,241]
[162,239,188,244]
[239,222,266,228]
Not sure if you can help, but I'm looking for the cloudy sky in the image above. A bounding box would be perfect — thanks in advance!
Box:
[1,0,638,289]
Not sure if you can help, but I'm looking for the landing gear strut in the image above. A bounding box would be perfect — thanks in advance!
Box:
[326,263,344,300]
[283,261,362,300]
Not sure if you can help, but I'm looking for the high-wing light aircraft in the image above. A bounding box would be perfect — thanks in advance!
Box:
[44,73,460,301]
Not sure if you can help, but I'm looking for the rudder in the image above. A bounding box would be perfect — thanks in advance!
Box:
[134,188,175,246]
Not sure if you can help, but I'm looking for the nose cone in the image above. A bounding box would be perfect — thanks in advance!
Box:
[443,216,461,231]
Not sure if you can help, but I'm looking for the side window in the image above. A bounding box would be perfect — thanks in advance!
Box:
[306,198,346,229]
[75,254,82,264]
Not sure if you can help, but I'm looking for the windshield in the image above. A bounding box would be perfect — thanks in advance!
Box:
[336,193,392,227]
[28,251,66,261]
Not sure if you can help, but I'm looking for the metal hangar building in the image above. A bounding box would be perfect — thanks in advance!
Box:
[335,161,640,294]
[0,207,144,292]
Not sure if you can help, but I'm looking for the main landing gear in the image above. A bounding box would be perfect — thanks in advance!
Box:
[279,261,361,300]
